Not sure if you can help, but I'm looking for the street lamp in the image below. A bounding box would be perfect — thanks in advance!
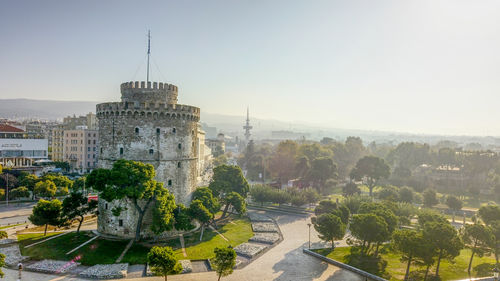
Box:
[17,262,22,281]
[493,265,499,281]
[307,223,312,249]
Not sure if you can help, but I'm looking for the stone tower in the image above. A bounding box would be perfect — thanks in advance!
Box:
[95,81,200,238]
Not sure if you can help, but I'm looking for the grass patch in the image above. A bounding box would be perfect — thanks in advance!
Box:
[321,246,497,281]
[121,216,253,263]
[72,237,129,265]
[0,223,25,230]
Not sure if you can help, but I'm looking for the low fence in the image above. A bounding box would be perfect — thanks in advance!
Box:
[303,248,388,281]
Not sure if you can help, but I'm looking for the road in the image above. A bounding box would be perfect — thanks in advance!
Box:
[0,202,35,226]
[2,210,363,281]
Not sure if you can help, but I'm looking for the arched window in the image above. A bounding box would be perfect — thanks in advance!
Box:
[172,128,176,133]
[177,162,181,168]
[120,147,123,155]
[149,149,154,155]
[135,127,139,134]
[168,180,172,186]
[178,143,182,149]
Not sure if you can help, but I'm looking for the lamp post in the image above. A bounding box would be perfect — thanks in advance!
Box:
[307,223,312,249]
[17,262,22,281]
[493,265,499,281]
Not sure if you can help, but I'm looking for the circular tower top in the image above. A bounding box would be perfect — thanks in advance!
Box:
[120,81,178,104]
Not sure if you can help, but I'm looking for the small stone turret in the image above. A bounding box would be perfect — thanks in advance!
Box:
[120,81,178,105]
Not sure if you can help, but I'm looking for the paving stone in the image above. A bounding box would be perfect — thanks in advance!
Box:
[248,213,273,222]
[249,232,280,244]
[78,263,128,279]
[252,222,278,233]
[0,245,29,266]
[234,243,267,258]
[25,259,80,274]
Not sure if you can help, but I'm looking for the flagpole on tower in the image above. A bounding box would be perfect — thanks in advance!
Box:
[146,30,151,83]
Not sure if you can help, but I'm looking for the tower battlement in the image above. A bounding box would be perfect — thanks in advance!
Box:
[120,81,178,104]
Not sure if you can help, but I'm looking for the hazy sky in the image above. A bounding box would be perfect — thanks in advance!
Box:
[1,0,499,136]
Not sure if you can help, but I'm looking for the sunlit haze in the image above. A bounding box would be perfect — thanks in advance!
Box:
[1,0,499,135]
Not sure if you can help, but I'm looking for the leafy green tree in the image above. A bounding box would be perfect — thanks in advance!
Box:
[342,182,361,197]
[269,189,290,206]
[209,165,249,218]
[446,195,463,222]
[19,173,38,199]
[307,157,337,194]
[423,221,464,277]
[147,246,182,281]
[173,203,193,231]
[358,202,398,234]
[350,156,390,197]
[56,186,69,196]
[188,199,213,241]
[349,213,389,255]
[392,229,421,281]
[422,188,439,208]
[150,187,176,235]
[314,200,350,224]
[34,180,57,198]
[62,192,98,234]
[213,154,228,167]
[303,188,321,205]
[268,140,298,184]
[377,186,399,201]
[413,235,438,281]
[73,177,86,191]
[478,205,500,225]
[213,246,237,281]
[87,159,177,241]
[41,173,73,190]
[29,199,63,235]
[294,156,310,179]
[192,187,220,215]
[398,186,414,203]
[342,195,372,214]
[9,186,30,199]
[0,252,4,277]
[225,192,246,215]
[489,220,500,265]
[313,213,346,249]
[461,224,494,274]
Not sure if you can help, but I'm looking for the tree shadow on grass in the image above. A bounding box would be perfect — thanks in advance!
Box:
[343,246,390,279]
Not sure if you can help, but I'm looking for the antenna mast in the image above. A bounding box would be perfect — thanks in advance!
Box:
[146,30,151,83]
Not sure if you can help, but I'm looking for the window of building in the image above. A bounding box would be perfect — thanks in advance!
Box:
[105,203,108,210]
[149,149,154,155]
[178,143,182,149]
[93,140,96,144]
[119,220,123,227]
[168,180,172,186]
[87,162,90,167]
[178,162,181,168]
[135,127,139,134]
[100,147,103,154]
[156,128,160,134]
[88,147,91,152]
[172,128,176,133]
[120,147,123,155]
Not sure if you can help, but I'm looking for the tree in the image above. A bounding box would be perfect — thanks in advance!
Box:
[0,252,4,278]
[147,246,182,281]
[398,186,414,203]
[9,186,30,200]
[349,214,389,255]
[303,188,321,205]
[0,231,7,239]
[34,180,57,198]
[422,188,439,208]
[73,177,86,191]
[314,200,350,224]
[188,200,213,241]
[213,246,236,281]
[350,156,390,197]
[489,220,500,265]
[225,192,246,215]
[358,202,398,234]
[19,174,38,199]
[423,221,463,277]
[62,192,98,234]
[268,140,298,184]
[342,182,361,197]
[307,157,337,194]
[461,224,494,274]
[313,213,346,249]
[377,186,399,201]
[192,187,220,215]
[209,165,249,218]
[392,229,421,281]
[478,205,500,225]
[446,195,463,222]
[41,173,73,190]
[249,185,271,206]
[87,159,177,241]
[213,154,228,167]
[173,204,193,231]
[29,199,63,235]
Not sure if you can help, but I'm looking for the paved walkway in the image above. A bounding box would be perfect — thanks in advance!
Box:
[3,210,363,281]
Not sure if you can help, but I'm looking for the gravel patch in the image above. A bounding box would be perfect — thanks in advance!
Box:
[249,232,280,244]
[248,213,273,222]
[0,245,29,266]
[147,259,192,276]
[252,222,278,233]
[79,263,128,279]
[26,259,80,274]
[234,243,267,258]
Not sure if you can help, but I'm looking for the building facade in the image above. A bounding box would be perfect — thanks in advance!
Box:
[63,127,98,173]
[96,80,203,238]
[0,124,48,169]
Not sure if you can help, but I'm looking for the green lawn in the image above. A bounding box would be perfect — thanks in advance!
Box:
[319,246,497,281]
[19,231,129,265]
[121,216,253,263]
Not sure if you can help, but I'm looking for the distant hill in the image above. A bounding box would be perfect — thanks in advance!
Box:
[0,99,96,120]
